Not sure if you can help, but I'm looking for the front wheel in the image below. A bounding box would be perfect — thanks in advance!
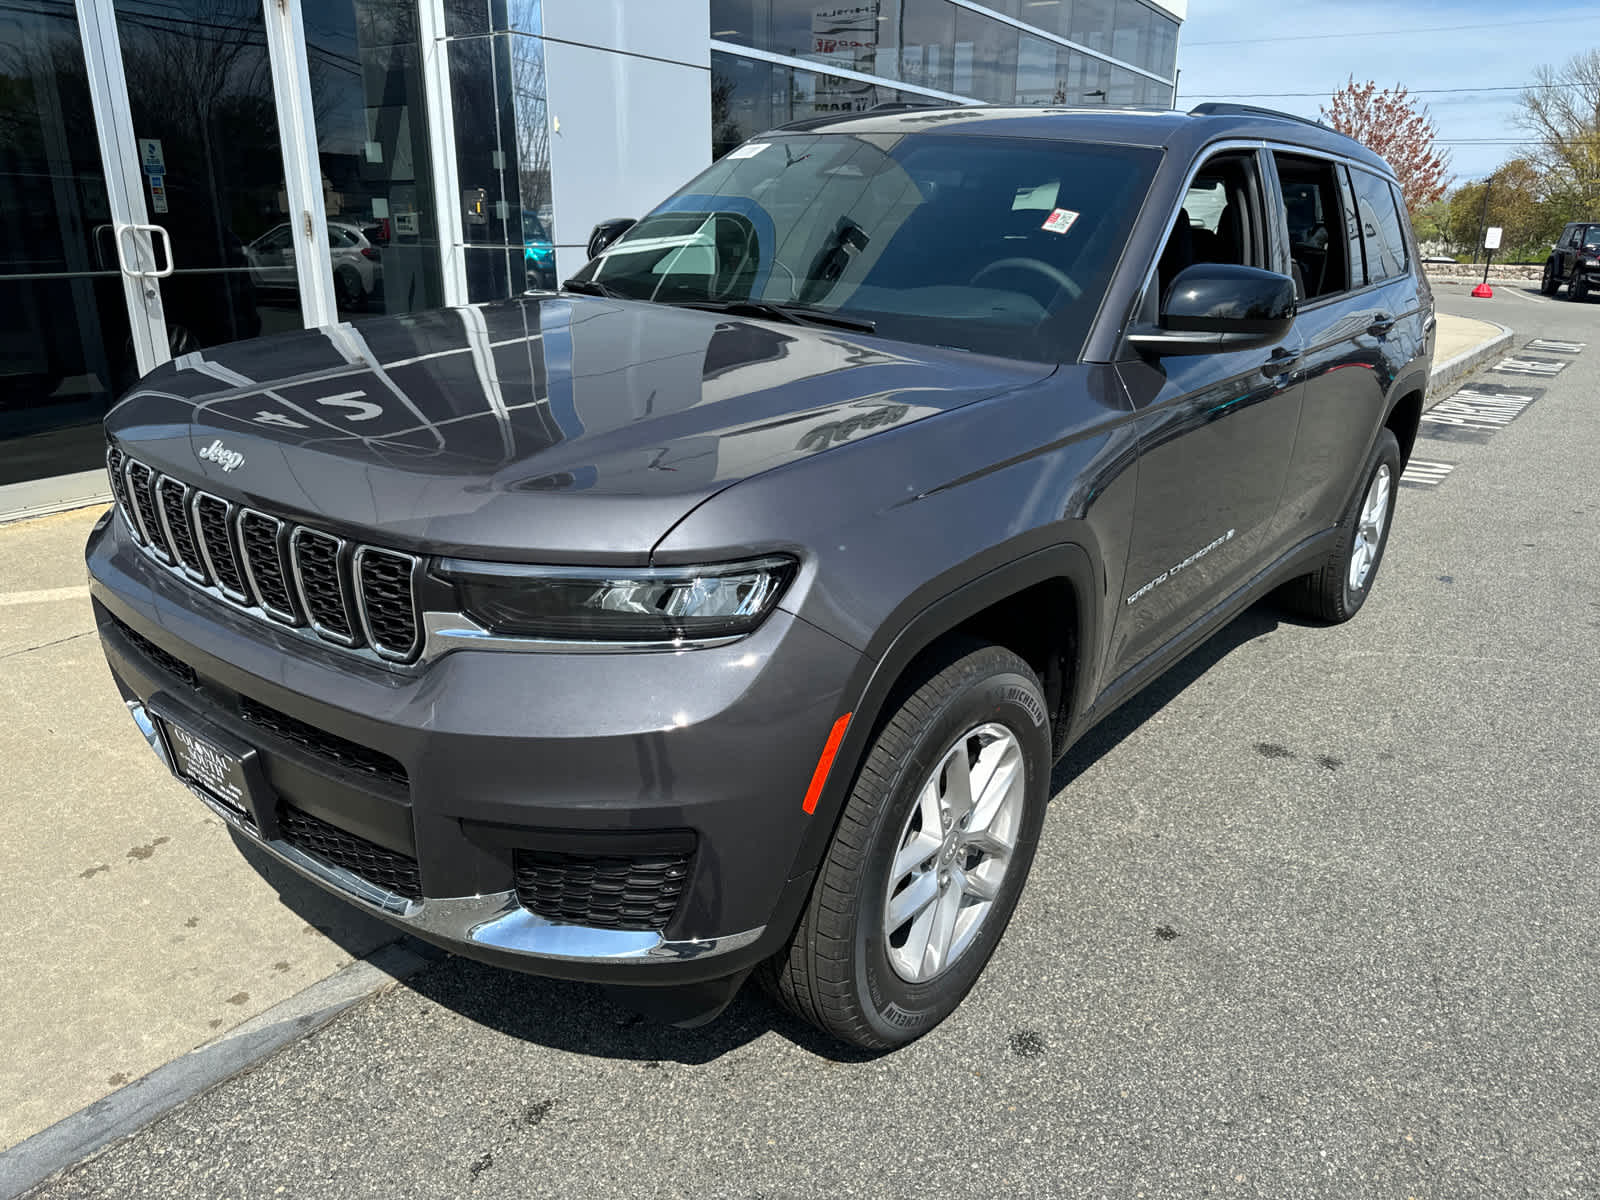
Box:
[761,642,1052,1049]
[1573,275,1590,302]
[1280,427,1401,623]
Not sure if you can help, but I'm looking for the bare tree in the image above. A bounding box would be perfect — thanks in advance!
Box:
[1517,50,1600,213]
[1321,78,1451,210]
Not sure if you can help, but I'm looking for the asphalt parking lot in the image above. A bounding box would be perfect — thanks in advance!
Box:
[23,282,1600,1199]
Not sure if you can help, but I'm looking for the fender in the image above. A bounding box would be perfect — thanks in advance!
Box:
[782,542,1100,890]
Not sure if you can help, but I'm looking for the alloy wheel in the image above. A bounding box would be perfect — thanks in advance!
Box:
[883,723,1025,983]
[1348,462,1391,592]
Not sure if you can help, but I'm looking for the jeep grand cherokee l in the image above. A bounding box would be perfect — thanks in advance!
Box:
[88,103,1434,1049]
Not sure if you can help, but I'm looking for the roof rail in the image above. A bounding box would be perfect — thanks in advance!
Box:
[1188,102,1329,131]
[864,100,952,112]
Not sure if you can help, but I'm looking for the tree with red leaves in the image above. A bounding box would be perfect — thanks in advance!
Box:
[1321,78,1452,210]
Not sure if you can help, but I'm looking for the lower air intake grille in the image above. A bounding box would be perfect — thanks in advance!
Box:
[112,616,197,687]
[513,848,692,932]
[279,806,421,900]
[237,696,408,789]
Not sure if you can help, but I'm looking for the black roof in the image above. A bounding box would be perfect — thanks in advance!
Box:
[767,103,1396,180]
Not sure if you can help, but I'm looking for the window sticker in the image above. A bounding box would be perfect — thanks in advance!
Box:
[1041,208,1079,234]
[1012,181,1060,211]
[726,142,770,160]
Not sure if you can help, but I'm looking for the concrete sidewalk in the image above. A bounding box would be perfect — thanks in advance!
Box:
[0,507,396,1153]
[0,307,1516,1174]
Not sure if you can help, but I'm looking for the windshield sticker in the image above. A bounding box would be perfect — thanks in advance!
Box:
[726,142,770,160]
[1041,208,1080,235]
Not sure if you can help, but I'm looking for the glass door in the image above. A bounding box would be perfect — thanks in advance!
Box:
[79,0,319,379]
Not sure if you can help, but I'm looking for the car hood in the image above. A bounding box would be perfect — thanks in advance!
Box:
[105,296,1054,560]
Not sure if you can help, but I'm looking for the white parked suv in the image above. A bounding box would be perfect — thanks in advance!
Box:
[245,220,381,310]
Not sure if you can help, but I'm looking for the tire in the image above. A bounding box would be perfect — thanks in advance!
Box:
[1280,427,1401,623]
[1573,276,1590,303]
[761,641,1052,1049]
[1540,260,1559,295]
[335,266,365,311]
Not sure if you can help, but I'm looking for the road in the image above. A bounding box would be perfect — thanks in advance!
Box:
[29,282,1600,1199]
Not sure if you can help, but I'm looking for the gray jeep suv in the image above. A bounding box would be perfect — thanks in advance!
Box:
[88,103,1434,1049]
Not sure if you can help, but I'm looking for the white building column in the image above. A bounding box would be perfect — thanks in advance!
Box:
[539,0,712,281]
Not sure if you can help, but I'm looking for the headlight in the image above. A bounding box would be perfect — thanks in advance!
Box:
[437,555,797,642]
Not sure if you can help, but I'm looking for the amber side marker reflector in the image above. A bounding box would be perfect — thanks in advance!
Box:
[802,712,853,814]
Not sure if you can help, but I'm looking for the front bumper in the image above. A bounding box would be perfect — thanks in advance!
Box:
[89,510,859,985]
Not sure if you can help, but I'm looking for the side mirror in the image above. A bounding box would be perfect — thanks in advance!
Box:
[1128,263,1298,357]
[587,217,636,260]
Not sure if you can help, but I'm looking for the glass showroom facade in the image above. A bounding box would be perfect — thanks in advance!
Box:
[0,0,1179,498]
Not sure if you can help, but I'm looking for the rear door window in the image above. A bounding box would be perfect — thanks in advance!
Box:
[1271,153,1353,301]
[1349,168,1407,283]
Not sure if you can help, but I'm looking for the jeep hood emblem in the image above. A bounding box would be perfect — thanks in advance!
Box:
[197,438,245,473]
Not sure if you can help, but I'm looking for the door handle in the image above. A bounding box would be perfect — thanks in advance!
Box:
[114,223,175,279]
[1259,346,1299,377]
[1367,314,1395,337]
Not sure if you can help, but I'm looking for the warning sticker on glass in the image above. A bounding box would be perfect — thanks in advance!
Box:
[726,142,770,160]
[1041,208,1080,234]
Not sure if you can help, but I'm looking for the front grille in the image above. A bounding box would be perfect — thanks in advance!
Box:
[355,549,419,660]
[112,615,197,687]
[290,529,354,644]
[194,494,247,602]
[110,446,423,664]
[279,805,421,900]
[513,848,691,932]
[238,696,408,789]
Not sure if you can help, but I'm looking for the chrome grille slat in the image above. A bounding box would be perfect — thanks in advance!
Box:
[111,449,422,665]
[192,492,249,604]
[290,527,359,647]
[353,547,421,662]
[238,510,299,625]
[125,461,172,562]
[106,447,142,545]
[156,476,210,583]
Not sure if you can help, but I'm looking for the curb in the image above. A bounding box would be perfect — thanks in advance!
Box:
[0,938,439,1200]
[1426,319,1513,410]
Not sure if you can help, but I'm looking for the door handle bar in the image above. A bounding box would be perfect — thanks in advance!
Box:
[114,223,175,279]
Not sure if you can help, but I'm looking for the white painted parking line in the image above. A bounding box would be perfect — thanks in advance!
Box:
[0,585,90,607]
[1422,388,1538,435]
[1492,356,1567,377]
[1401,459,1455,488]
[1525,338,1586,354]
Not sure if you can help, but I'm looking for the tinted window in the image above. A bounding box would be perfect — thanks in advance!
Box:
[1350,169,1407,282]
[576,132,1160,361]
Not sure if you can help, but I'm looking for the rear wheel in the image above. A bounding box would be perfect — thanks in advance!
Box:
[761,642,1051,1049]
[1540,260,1559,295]
[1280,428,1400,623]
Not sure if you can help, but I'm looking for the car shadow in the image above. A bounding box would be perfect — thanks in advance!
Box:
[232,830,883,1066]
[1050,597,1308,794]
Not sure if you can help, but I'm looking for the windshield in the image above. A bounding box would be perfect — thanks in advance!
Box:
[570,132,1160,361]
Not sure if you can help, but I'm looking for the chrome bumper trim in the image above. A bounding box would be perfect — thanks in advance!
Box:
[126,701,762,964]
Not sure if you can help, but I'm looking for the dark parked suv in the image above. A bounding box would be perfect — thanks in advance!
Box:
[88,103,1433,1049]
[1540,220,1600,300]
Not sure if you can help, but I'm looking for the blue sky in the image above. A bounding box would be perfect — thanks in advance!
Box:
[1174,1,1600,185]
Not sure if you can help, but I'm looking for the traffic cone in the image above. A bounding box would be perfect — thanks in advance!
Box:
[1471,282,1494,297]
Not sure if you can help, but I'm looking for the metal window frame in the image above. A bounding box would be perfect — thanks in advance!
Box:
[418,0,470,306]
[264,0,338,328]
